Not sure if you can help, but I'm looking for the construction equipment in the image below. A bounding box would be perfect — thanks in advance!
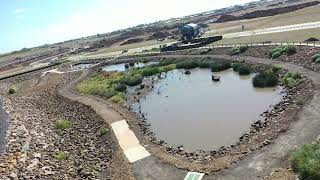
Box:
[160,23,222,52]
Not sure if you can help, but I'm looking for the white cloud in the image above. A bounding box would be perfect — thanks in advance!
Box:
[13,8,29,15]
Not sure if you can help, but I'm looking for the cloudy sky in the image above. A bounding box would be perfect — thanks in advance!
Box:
[0,0,255,53]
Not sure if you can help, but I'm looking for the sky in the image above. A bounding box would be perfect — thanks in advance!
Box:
[0,0,255,53]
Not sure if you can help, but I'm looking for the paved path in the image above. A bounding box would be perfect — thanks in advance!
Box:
[58,54,320,179]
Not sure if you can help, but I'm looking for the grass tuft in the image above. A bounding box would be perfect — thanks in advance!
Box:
[253,69,278,87]
[284,71,302,87]
[53,151,68,161]
[99,127,109,135]
[55,119,71,130]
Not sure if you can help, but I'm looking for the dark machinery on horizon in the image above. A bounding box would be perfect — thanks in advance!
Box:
[160,23,222,52]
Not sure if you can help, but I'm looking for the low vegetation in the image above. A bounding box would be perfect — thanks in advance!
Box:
[55,119,71,130]
[231,62,242,71]
[312,53,320,63]
[231,45,249,55]
[269,45,297,59]
[53,151,68,161]
[284,71,302,87]
[8,86,16,94]
[211,62,231,72]
[238,65,251,75]
[253,69,278,87]
[289,143,320,179]
[99,127,109,135]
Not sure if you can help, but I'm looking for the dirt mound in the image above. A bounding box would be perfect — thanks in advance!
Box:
[120,38,144,46]
[304,37,319,42]
[216,1,320,23]
[216,14,238,23]
[147,31,171,40]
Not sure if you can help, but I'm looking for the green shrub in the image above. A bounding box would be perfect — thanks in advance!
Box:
[129,62,135,66]
[159,64,176,72]
[289,143,320,179]
[198,61,212,68]
[231,47,241,55]
[115,83,127,92]
[124,64,129,69]
[9,87,16,94]
[211,62,231,72]
[141,67,160,77]
[272,51,281,59]
[272,64,282,72]
[232,63,242,71]
[158,58,176,66]
[99,127,109,135]
[282,45,296,55]
[253,70,278,87]
[284,71,302,87]
[120,75,143,86]
[312,54,320,62]
[176,60,199,69]
[238,65,251,75]
[231,46,248,55]
[270,45,297,58]
[54,152,68,161]
[92,88,118,98]
[315,58,320,64]
[55,119,71,130]
[110,92,125,104]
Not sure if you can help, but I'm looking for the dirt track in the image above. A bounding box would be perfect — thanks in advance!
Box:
[56,54,320,180]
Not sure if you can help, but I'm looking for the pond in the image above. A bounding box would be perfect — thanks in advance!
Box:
[102,62,158,72]
[132,68,284,151]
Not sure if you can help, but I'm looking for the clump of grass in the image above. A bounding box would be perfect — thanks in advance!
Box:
[53,151,68,161]
[8,86,16,94]
[211,62,231,72]
[289,143,320,179]
[141,67,160,77]
[176,60,199,69]
[311,54,320,62]
[238,65,251,75]
[284,71,302,87]
[270,45,296,59]
[99,127,109,135]
[296,99,304,106]
[198,61,212,68]
[253,69,278,87]
[120,75,143,86]
[158,58,176,66]
[114,83,127,92]
[231,46,249,55]
[272,64,282,72]
[316,58,320,64]
[55,119,71,130]
[110,92,125,104]
[231,62,242,71]
[159,64,176,72]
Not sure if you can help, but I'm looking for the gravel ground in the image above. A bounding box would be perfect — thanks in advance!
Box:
[0,70,118,179]
[0,99,8,154]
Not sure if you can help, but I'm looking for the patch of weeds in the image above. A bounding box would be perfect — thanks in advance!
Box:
[110,92,125,104]
[8,86,16,94]
[253,69,278,87]
[238,65,251,75]
[99,127,109,135]
[159,64,176,72]
[289,143,320,179]
[198,61,212,68]
[231,62,242,71]
[176,60,199,69]
[311,54,320,62]
[141,67,160,77]
[211,62,231,72]
[120,75,143,86]
[270,45,296,59]
[55,119,71,130]
[231,46,249,55]
[114,83,127,92]
[53,151,68,161]
[296,99,304,106]
[272,64,282,73]
[284,71,302,87]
